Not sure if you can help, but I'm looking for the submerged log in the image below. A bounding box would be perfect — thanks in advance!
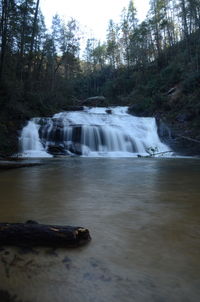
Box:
[0,221,91,247]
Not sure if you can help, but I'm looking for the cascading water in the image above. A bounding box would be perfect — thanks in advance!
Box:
[19,120,52,158]
[19,107,171,157]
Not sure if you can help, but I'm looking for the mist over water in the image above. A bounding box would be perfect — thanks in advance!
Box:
[20,107,170,158]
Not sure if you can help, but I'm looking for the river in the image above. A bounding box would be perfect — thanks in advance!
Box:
[0,157,199,302]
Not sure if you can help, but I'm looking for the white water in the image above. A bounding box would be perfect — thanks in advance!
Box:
[19,107,170,158]
[19,120,52,158]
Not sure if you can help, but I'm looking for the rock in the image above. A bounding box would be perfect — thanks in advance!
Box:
[176,112,194,122]
[157,119,200,156]
[60,106,84,111]
[156,119,172,140]
[47,145,67,155]
[71,126,82,143]
[66,142,83,156]
[128,104,149,117]
[81,96,107,106]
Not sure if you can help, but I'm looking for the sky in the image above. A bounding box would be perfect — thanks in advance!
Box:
[40,0,149,42]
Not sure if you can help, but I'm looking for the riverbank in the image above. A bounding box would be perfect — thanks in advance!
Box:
[128,89,200,157]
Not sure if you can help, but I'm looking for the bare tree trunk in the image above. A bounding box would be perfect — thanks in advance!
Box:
[18,0,28,81]
[0,0,8,81]
[26,0,40,88]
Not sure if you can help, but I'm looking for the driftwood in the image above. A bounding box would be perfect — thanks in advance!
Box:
[137,150,174,158]
[0,221,91,247]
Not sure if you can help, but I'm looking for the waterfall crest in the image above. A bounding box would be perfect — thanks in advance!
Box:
[19,107,170,157]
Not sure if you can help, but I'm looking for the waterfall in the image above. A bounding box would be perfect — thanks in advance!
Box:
[19,107,171,157]
[19,120,52,158]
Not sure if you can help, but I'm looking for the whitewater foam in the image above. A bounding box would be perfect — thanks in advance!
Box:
[19,107,171,158]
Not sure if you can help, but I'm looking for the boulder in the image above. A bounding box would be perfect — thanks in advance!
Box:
[81,96,107,106]
[60,106,84,111]
[47,145,66,155]
[106,109,112,114]
[66,142,83,156]
[128,104,150,117]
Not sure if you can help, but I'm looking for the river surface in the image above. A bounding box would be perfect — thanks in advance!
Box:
[0,157,199,302]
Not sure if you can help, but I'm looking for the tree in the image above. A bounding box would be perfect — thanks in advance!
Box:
[106,19,121,68]
[120,1,138,67]
[0,0,16,80]
[59,18,80,79]
[51,13,62,54]
[83,38,96,72]
[92,42,107,70]
[28,0,40,69]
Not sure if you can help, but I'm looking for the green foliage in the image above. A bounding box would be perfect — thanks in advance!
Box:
[0,0,200,155]
[159,63,183,88]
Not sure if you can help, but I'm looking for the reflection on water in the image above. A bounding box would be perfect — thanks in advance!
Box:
[0,158,200,302]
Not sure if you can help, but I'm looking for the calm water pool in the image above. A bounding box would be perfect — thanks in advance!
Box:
[0,157,199,302]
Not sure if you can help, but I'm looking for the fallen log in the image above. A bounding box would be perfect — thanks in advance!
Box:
[137,150,174,158]
[0,221,91,247]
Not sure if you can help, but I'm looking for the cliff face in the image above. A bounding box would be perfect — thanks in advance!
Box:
[157,119,200,156]
[158,85,200,156]
[0,117,25,158]
[129,83,200,156]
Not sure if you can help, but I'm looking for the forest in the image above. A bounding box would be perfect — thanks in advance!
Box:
[0,0,200,156]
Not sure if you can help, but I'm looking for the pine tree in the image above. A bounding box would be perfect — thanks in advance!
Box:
[106,19,120,68]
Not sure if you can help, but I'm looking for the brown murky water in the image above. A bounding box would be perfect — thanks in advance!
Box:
[0,157,199,302]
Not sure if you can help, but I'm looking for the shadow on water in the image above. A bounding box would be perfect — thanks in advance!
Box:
[0,157,200,302]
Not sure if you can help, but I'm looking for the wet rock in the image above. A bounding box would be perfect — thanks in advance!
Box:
[47,145,67,156]
[157,119,200,156]
[156,120,172,140]
[62,106,84,111]
[66,142,83,156]
[71,126,82,143]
